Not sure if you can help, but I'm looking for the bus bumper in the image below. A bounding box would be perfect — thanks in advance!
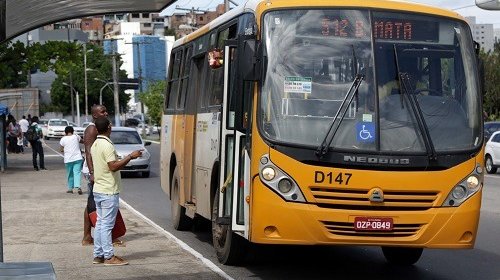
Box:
[250,179,481,249]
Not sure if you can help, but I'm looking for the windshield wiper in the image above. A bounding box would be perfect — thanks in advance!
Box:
[393,45,437,161]
[316,74,364,158]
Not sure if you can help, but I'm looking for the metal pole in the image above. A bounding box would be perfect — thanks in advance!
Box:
[112,53,120,127]
[225,0,230,12]
[134,41,146,137]
[75,90,80,126]
[83,44,89,121]
[99,84,106,105]
[69,72,75,122]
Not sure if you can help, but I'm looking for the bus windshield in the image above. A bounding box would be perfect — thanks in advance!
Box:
[261,9,481,154]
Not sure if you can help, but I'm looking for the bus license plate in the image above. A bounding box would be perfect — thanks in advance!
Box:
[354,217,393,231]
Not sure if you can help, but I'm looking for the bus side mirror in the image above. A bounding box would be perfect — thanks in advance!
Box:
[238,36,261,81]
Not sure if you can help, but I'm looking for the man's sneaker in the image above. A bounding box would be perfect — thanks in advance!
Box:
[93,256,105,264]
[66,190,73,194]
[77,188,83,195]
[104,255,129,266]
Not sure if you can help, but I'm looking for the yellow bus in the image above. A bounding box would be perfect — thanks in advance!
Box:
[160,0,484,265]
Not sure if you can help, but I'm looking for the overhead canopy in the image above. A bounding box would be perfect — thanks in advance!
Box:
[0,104,7,115]
[0,0,177,43]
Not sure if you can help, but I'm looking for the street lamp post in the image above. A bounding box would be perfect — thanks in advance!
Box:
[83,45,94,121]
[62,82,81,126]
[95,78,113,105]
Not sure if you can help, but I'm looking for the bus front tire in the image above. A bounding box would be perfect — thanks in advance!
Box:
[211,188,247,265]
[485,155,497,174]
[171,167,192,231]
[382,247,423,265]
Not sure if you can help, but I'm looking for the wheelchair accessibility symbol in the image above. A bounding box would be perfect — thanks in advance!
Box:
[356,122,375,143]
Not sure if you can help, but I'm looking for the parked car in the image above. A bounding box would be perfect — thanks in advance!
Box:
[135,123,151,136]
[485,121,500,141]
[38,119,49,137]
[110,127,152,177]
[45,119,69,139]
[82,122,91,129]
[68,122,85,137]
[485,131,500,174]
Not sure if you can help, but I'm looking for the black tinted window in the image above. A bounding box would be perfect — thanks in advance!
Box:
[111,131,142,144]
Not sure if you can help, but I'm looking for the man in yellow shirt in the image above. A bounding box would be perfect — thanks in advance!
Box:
[91,117,142,266]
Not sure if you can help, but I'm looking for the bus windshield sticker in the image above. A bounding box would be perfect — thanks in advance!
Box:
[284,77,312,94]
[362,114,373,122]
[356,122,375,143]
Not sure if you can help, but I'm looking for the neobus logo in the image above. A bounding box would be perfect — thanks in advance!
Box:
[343,156,410,165]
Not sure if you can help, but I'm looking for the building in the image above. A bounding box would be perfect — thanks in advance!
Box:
[165,4,226,38]
[466,16,495,52]
[104,32,167,110]
[80,17,104,43]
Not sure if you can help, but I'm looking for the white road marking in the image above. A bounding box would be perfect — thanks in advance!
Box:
[120,199,234,280]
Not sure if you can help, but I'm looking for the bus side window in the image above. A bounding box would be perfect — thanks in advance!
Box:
[208,24,237,107]
[167,50,184,110]
[178,46,193,109]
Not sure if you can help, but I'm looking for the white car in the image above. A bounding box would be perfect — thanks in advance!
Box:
[110,127,152,177]
[45,119,69,139]
[68,122,85,137]
[39,119,49,137]
[485,131,500,174]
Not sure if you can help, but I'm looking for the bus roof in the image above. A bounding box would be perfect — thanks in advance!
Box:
[172,0,465,49]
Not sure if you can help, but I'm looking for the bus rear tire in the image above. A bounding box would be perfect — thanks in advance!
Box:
[211,188,247,265]
[382,247,423,265]
[171,167,192,231]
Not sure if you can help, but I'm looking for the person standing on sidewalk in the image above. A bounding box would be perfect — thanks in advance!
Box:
[91,116,142,266]
[19,115,29,148]
[27,116,46,171]
[82,105,108,246]
[60,126,84,194]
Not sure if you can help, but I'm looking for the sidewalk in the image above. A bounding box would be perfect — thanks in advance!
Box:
[0,150,224,280]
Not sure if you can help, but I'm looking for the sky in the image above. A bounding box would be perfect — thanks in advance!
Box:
[161,0,500,27]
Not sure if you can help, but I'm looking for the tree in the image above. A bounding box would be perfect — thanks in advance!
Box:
[45,43,130,115]
[480,43,500,120]
[0,41,29,88]
[139,80,165,125]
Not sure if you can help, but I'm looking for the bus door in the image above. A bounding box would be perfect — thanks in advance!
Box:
[218,40,250,238]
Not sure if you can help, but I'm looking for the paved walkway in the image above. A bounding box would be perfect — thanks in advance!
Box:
[0,150,224,280]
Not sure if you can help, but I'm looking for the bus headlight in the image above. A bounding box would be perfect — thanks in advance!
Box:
[452,185,467,199]
[278,179,293,193]
[262,167,276,181]
[443,166,483,207]
[259,154,306,202]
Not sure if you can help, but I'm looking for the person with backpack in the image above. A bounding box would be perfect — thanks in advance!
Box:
[27,116,46,171]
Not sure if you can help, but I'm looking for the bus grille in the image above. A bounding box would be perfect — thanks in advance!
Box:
[321,221,424,237]
[310,187,439,211]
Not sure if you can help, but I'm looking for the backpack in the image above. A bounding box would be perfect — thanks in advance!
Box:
[25,125,39,141]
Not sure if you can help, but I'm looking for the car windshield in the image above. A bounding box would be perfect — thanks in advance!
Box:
[111,131,142,144]
[49,120,68,126]
[261,9,481,154]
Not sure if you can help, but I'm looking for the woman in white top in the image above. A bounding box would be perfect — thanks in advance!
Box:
[60,126,84,194]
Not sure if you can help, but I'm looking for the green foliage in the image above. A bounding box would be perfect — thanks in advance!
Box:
[480,43,500,120]
[0,41,28,88]
[139,80,165,125]
[45,42,130,115]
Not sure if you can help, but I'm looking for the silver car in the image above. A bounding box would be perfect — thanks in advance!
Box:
[110,127,152,177]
